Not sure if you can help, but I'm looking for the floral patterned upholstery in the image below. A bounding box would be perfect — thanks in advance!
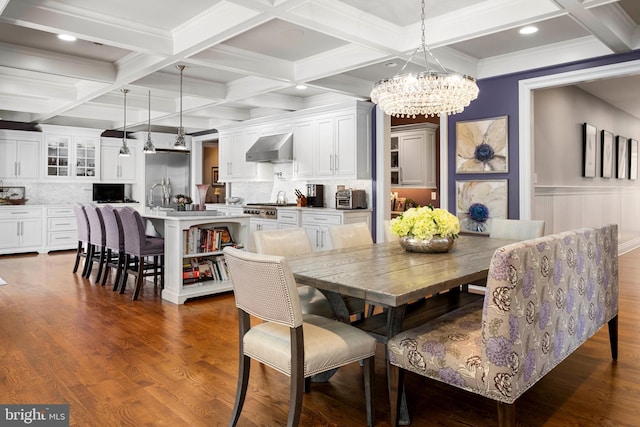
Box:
[388,225,618,423]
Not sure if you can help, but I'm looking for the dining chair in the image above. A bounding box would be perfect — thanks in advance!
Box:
[100,205,126,290]
[223,246,376,427]
[384,219,399,243]
[118,207,164,300]
[72,204,90,276]
[489,218,545,239]
[253,227,334,318]
[327,223,374,317]
[84,205,107,282]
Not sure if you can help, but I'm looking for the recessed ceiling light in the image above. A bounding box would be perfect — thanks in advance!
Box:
[519,26,538,35]
[295,84,307,90]
[57,34,76,41]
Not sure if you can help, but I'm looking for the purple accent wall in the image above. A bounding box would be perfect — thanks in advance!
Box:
[447,49,640,219]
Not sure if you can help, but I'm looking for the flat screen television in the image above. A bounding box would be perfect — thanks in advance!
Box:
[92,183,125,203]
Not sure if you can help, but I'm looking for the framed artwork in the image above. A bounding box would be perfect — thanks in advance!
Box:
[616,135,629,179]
[630,139,638,180]
[582,123,597,177]
[455,116,508,173]
[601,130,614,178]
[455,180,508,235]
[211,166,219,185]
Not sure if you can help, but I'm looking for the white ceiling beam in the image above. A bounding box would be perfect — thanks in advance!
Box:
[1,0,173,54]
[0,74,74,100]
[0,93,52,114]
[294,44,388,82]
[130,72,227,100]
[554,0,634,52]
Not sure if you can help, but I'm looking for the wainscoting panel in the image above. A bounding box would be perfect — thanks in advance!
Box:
[533,186,640,254]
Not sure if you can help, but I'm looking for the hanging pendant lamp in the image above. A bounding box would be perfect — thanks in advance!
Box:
[119,89,131,157]
[174,65,187,149]
[143,90,156,153]
[370,0,479,118]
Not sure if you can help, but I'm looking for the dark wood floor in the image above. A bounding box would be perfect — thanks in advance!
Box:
[1,249,639,426]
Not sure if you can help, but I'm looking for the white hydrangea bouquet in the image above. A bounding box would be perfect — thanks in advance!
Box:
[390,205,460,240]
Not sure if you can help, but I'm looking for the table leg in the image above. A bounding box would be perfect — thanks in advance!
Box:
[387,306,410,425]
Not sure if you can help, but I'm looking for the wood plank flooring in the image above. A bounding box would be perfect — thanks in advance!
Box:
[1,249,639,426]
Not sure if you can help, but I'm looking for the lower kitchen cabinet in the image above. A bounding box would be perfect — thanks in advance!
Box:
[45,206,77,252]
[301,210,371,251]
[247,218,278,252]
[0,206,43,255]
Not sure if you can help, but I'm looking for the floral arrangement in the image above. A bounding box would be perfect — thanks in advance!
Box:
[390,206,460,240]
[173,194,192,207]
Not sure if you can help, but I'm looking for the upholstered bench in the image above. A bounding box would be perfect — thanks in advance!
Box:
[388,224,619,427]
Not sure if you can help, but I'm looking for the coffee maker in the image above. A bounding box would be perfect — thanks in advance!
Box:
[306,184,324,207]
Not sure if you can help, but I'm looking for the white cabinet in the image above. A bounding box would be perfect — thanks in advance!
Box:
[247,218,278,252]
[0,131,41,179]
[301,210,371,252]
[292,119,315,179]
[101,139,137,182]
[390,127,437,188]
[315,112,359,177]
[218,128,267,182]
[277,209,300,229]
[0,206,43,255]
[45,206,77,252]
[41,126,101,180]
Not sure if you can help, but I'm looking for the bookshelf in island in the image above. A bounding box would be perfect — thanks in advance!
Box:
[141,210,250,304]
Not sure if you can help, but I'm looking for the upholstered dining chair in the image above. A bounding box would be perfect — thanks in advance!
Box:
[489,218,545,240]
[100,205,126,290]
[118,207,164,300]
[72,204,90,276]
[253,227,334,319]
[84,204,107,282]
[384,219,399,243]
[327,222,374,317]
[223,246,376,427]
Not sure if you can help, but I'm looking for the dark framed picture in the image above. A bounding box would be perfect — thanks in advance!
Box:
[582,123,597,177]
[601,130,614,178]
[630,139,638,180]
[211,166,219,185]
[216,226,234,247]
[617,135,629,179]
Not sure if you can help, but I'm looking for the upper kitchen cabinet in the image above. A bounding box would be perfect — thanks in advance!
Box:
[40,125,101,180]
[0,130,41,180]
[101,138,137,182]
[218,127,273,182]
[390,125,437,188]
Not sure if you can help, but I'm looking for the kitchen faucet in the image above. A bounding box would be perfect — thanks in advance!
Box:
[149,178,172,207]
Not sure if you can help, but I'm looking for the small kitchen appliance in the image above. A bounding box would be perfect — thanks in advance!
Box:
[335,189,367,210]
[306,184,324,207]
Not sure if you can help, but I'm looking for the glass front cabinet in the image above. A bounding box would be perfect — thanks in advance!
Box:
[42,126,100,179]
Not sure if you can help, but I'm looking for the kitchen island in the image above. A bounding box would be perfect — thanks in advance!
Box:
[140,209,249,304]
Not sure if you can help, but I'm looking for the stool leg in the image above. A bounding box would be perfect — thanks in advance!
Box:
[132,256,145,300]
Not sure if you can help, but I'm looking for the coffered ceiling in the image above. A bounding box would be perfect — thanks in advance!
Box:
[1,0,639,134]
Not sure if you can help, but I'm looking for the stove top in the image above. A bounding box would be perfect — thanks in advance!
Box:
[245,203,297,207]
[243,203,296,219]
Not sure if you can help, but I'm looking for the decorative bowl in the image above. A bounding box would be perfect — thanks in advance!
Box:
[399,235,455,253]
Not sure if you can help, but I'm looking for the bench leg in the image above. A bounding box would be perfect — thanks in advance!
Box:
[497,401,516,427]
[608,314,618,360]
[389,364,404,426]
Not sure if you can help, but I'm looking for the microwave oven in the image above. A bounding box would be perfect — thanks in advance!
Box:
[335,189,367,210]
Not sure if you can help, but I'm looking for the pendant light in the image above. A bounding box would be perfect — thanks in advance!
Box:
[119,89,131,157]
[370,0,479,117]
[143,90,156,153]
[174,65,187,149]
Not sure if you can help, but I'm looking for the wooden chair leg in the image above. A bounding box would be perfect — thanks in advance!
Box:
[229,354,251,427]
[363,356,374,427]
[497,401,516,427]
[101,248,112,286]
[95,246,106,283]
[288,327,304,427]
[389,364,403,427]
[132,256,145,300]
[83,244,94,278]
[72,241,82,273]
[608,314,618,360]
[119,254,131,294]
[113,252,124,291]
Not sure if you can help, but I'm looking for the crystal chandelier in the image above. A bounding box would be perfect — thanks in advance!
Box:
[174,65,187,149]
[143,90,156,153]
[119,89,131,157]
[370,0,479,118]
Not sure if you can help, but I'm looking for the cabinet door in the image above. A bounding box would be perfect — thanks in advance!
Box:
[399,132,427,186]
[20,218,43,248]
[218,133,233,181]
[0,140,17,178]
[118,150,136,181]
[0,219,20,249]
[74,137,97,178]
[100,143,120,181]
[315,116,335,177]
[293,119,315,179]
[46,135,71,177]
[334,113,356,177]
[16,140,40,179]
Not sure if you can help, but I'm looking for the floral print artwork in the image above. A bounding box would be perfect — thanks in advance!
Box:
[456,116,508,173]
[456,180,507,234]
[388,225,618,406]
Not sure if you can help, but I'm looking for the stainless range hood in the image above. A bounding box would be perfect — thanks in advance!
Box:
[245,133,293,162]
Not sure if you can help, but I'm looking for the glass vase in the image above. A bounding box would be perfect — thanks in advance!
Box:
[196,184,210,211]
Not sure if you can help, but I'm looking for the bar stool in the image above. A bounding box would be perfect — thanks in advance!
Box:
[84,205,107,282]
[72,204,90,276]
[118,207,164,300]
[100,205,126,290]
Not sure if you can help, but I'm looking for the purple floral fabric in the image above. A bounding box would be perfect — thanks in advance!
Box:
[388,225,618,404]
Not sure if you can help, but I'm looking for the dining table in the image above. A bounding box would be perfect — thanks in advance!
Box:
[287,233,517,424]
